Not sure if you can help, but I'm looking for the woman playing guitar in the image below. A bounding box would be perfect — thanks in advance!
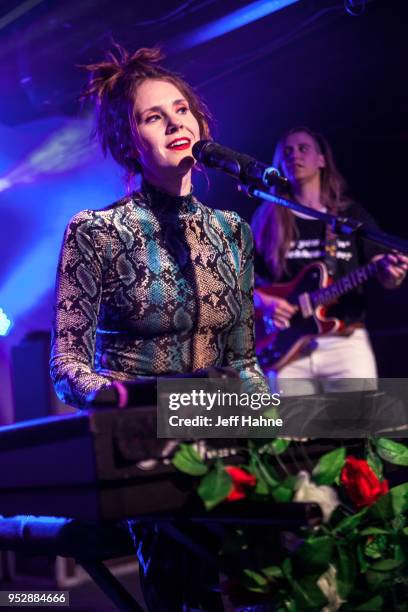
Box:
[251,127,408,392]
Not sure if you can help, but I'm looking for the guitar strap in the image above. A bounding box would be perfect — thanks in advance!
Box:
[324,222,338,277]
[323,221,363,336]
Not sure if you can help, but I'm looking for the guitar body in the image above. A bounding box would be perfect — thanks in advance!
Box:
[255,262,344,372]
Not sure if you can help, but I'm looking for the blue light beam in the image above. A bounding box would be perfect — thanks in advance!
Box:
[170,0,300,52]
[0,120,97,194]
[0,235,62,321]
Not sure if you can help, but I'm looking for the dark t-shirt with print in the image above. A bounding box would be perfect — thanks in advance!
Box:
[254,202,383,325]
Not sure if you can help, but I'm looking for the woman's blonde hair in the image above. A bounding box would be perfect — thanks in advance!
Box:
[81,44,212,184]
[252,127,350,280]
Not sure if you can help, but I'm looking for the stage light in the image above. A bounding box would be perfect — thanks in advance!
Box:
[0,117,123,330]
[171,0,300,51]
[0,308,12,336]
[0,120,96,194]
[0,177,11,192]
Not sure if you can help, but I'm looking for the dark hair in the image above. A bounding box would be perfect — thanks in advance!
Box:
[252,126,351,280]
[81,45,212,184]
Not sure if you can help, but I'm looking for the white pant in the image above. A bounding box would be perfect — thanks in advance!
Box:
[268,329,378,395]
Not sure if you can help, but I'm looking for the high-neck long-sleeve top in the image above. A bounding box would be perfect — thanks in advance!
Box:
[50,182,268,407]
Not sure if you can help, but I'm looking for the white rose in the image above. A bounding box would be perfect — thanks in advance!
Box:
[317,564,345,612]
[293,471,340,523]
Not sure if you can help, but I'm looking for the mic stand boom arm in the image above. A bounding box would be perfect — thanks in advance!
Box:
[246,184,408,254]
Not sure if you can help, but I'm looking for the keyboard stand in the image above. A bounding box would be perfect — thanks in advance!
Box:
[0,502,322,611]
[0,515,144,612]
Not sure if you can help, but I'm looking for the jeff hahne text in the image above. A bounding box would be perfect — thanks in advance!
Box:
[167,389,283,428]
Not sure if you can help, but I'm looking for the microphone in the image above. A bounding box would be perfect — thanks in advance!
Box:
[192,140,289,191]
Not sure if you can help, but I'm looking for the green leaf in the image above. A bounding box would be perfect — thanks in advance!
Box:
[393,544,405,563]
[328,505,346,527]
[392,514,406,530]
[366,450,383,479]
[337,545,357,598]
[262,438,291,455]
[282,557,293,578]
[390,482,408,515]
[262,565,283,579]
[172,443,208,476]
[360,527,390,536]
[271,475,296,503]
[297,536,334,571]
[294,574,327,609]
[369,482,408,523]
[254,477,269,495]
[364,558,405,590]
[241,568,272,593]
[357,543,369,573]
[369,558,404,572]
[333,508,368,535]
[312,447,346,485]
[374,438,408,466]
[182,443,203,462]
[355,595,384,611]
[243,568,268,586]
[197,466,232,509]
[367,490,393,521]
[251,455,279,488]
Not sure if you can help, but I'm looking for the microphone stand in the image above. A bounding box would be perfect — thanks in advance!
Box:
[243,183,408,254]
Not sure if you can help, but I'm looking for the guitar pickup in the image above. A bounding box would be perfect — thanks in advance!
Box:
[298,293,313,318]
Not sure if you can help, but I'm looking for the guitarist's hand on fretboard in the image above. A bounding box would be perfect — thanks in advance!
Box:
[373,253,408,290]
[254,289,298,330]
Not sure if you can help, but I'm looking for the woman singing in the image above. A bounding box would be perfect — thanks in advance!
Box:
[50,45,268,610]
[50,45,267,406]
[252,126,407,391]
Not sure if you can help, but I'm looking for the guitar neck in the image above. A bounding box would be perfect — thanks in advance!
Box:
[311,260,379,307]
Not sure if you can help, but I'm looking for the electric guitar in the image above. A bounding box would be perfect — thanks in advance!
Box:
[255,259,379,372]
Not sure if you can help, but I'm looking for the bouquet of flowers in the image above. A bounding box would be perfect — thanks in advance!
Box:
[173,437,408,610]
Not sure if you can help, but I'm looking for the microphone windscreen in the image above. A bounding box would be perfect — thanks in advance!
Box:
[192,139,212,161]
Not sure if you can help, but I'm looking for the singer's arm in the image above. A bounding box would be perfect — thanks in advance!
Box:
[50,211,112,407]
[222,217,270,394]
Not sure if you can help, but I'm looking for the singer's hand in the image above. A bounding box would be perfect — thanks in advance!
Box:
[254,290,298,330]
[373,253,408,289]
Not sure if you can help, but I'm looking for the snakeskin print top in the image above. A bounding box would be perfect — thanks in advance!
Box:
[50,181,268,407]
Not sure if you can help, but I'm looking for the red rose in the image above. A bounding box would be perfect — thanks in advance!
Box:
[225,466,257,501]
[340,456,389,508]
